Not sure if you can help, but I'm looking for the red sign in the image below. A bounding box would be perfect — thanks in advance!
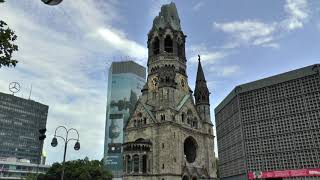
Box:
[248,168,320,179]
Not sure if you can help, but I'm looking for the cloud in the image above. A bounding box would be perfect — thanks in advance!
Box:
[282,0,309,30]
[97,28,147,62]
[190,52,226,64]
[213,20,277,47]
[188,44,228,65]
[209,65,241,77]
[0,0,147,164]
[193,2,205,11]
[213,0,310,48]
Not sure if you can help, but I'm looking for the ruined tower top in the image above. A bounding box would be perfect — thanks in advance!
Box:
[151,2,181,32]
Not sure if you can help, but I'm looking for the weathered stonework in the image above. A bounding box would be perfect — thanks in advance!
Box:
[123,3,217,180]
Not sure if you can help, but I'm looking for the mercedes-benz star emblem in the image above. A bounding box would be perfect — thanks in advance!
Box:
[9,82,21,95]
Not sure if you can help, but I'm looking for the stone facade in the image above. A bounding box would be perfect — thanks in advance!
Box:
[122,3,217,180]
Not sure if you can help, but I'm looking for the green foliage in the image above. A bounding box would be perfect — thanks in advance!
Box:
[25,174,38,180]
[39,158,112,180]
[0,20,18,68]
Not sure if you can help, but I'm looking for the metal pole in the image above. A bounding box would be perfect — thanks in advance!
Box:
[52,126,79,180]
[61,140,68,180]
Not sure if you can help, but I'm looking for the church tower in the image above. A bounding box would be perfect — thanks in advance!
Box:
[123,3,217,180]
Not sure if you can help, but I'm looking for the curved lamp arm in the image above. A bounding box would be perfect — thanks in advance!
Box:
[67,128,80,142]
[54,126,68,136]
[55,135,66,143]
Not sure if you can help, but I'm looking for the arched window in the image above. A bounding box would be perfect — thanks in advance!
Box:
[153,37,160,55]
[133,155,139,173]
[142,155,147,173]
[181,113,185,123]
[164,35,173,53]
[184,136,198,163]
[127,156,132,173]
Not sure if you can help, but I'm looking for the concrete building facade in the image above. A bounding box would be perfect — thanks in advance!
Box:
[103,61,146,178]
[215,64,320,180]
[122,3,217,180]
[0,157,50,180]
[0,92,48,164]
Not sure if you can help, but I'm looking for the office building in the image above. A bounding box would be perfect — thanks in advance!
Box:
[215,64,320,180]
[0,157,50,180]
[103,61,146,178]
[0,92,48,164]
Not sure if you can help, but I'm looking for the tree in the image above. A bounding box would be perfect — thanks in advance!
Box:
[0,1,19,68]
[36,158,113,180]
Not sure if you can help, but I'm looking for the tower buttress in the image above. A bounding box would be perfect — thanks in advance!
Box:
[194,55,211,123]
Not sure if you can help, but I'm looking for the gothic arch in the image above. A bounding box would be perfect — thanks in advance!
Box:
[135,138,145,142]
[184,136,198,163]
[152,36,160,55]
[164,35,173,53]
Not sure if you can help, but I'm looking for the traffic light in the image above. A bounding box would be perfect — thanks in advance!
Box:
[39,128,47,141]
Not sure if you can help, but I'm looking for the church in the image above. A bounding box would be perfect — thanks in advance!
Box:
[122,3,217,180]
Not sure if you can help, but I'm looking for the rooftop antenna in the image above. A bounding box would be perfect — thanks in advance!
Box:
[28,84,33,100]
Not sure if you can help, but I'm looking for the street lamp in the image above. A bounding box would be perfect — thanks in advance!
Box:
[51,126,80,180]
[41,0,63,5]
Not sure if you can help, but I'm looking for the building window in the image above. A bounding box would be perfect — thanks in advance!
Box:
[161,114,165,121]
[164,35,173,53]
[133,155,139,173]
[181,113,185,123]
[162,163,165,169]
[143,117,147,124]
[127,156,132,173]
[142,155,147,173]
[153,37,160,55]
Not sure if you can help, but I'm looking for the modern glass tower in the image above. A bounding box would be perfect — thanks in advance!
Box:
[0,92,48,164]
[104,61,146,178]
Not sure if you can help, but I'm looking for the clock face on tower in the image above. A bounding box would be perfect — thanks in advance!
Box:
[180,76,188,91]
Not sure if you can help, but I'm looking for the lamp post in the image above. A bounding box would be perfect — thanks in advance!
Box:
[41,0,63,5]
[51,126,80,180]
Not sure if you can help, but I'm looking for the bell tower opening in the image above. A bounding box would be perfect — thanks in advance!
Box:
[153,37,160,55]
[164,35,173,53]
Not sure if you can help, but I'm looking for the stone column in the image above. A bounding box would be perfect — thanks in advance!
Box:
[131,154,134,173]
[173,36,178,55]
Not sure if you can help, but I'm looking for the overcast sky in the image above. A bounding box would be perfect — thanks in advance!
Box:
[0,0,319,164]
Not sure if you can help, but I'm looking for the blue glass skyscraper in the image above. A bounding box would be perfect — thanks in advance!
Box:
[104,61,146,178]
